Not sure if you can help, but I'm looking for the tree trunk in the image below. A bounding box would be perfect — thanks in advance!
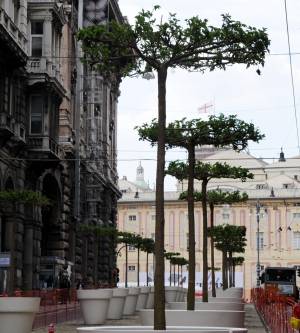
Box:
[137,246,140,286]
[202,179,209,302]
[125,243,128,288]
[146,252,149,286]
[173,264,176,286]
[187,145,196,310]
[154,67,167,330]
[228,252,233,287]
[233,263,236,287]
[177,265,180,286]
[169,261,172,286]
[222,250,228,290]
[210,203,216,297]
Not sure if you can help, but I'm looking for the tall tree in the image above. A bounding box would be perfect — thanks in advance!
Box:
[232,256,245,287]
[164,252,180,286]
[137,115,263,309]
[167,161,252,302]
[181,189,248,296]
[209,224,247,290]
[140,238,155,286]
[78,7,269,328]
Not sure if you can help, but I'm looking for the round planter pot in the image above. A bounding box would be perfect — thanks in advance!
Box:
[139,309,245,328]
[168,302,244,311]
[123,287,140,315]
[0,297,40,333]
[76,325,248,332]
[165,286,178,303]
[136,287,150,311]
[77,289,113,325]
[107,288,129,320]
[145,287,154,309]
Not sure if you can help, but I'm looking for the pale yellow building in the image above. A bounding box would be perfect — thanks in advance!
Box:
[117,148,300,299]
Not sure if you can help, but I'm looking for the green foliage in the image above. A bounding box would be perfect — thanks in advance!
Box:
[170,256,189,266]
[136,115,264,150]
[164,251,180,260]
[167,160,253,183]
[0,190,50,206]
[180,189,249,205]
[140,237,155,253]
[232,256,245,266]
[77,7,269,77]
[209,224,247,254]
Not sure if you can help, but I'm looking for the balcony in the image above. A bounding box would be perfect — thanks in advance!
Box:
[27,58,65,97]
[0,7,27,65]
[27,136,63,160]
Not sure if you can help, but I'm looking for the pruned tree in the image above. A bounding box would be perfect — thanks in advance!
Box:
[138,115,263,309]
[181,189,248,296]
[168,161,252,302]
[164,251,180,286]
[209,224,247,290]
[140,238,155,286]
[78,6,269,328]
[232,256,245,287]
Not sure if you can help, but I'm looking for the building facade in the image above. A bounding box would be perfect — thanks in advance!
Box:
[0,0,122,293]
[117,149,300,299]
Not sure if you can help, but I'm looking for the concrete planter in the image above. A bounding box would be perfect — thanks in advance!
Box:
[136,287,150,311]
[123,287,140,315]
[200,297,243,303]
[175,288,182,302]
[77,289,113,325]
[168,302,244,311]
[107,288,129,320]
[0,297,40,333]
[145,287,154,309]
[77,325,248,332]
[139,309,245,328]
[165,286,178,303]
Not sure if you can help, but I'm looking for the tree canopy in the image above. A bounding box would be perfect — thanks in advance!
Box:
[77,7,269,76]
[136,115,264,151]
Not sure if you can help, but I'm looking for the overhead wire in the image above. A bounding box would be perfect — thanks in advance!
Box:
[283,0,300,154]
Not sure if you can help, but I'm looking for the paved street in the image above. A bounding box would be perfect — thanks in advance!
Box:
[32,306,267,333]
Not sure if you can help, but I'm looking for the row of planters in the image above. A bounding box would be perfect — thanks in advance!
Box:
[77,286,188,325]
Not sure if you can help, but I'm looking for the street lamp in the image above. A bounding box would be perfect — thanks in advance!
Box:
[256,201,261,287]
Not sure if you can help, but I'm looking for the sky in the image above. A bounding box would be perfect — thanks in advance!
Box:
[116,0,300,191]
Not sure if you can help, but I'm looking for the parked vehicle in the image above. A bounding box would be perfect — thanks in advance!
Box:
[260,266,299,299]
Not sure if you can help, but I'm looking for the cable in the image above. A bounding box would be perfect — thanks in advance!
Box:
[283,0,300,154]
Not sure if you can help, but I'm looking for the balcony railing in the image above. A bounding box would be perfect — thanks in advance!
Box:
[0,7,27,57]
[27,57,63,86]
[27,136,63,159]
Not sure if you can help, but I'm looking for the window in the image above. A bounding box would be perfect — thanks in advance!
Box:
[31,21,43,57]
[293,213,300,219]
[293,232,300,249]
[151,215,155,221]
[128,245,136,251]
[128,215,136,221]
[283,183,294,189]
[256,184,268,190]
[151,233,155,240]
[30,95,43,134]
[128,265,135,271]
[222,213,230,220]
[256,232,264,250]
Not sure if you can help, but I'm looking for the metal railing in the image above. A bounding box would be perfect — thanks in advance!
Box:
[252,287,296,333]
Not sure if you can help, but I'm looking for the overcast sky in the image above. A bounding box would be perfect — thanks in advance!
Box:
[116,0,300,191]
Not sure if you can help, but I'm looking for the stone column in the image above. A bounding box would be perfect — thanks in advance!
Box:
[23,221,34,290]
[43,15,52,58]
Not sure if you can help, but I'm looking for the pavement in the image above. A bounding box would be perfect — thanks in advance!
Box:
[32,305,267,333]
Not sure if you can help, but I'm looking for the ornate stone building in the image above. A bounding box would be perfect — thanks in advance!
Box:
[117,150,300,298]
[0,0,122,293]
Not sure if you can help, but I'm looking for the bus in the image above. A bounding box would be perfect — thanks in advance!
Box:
[260,266,299,299]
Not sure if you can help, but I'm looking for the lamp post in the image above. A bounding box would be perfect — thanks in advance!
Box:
[256,201,261,287]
